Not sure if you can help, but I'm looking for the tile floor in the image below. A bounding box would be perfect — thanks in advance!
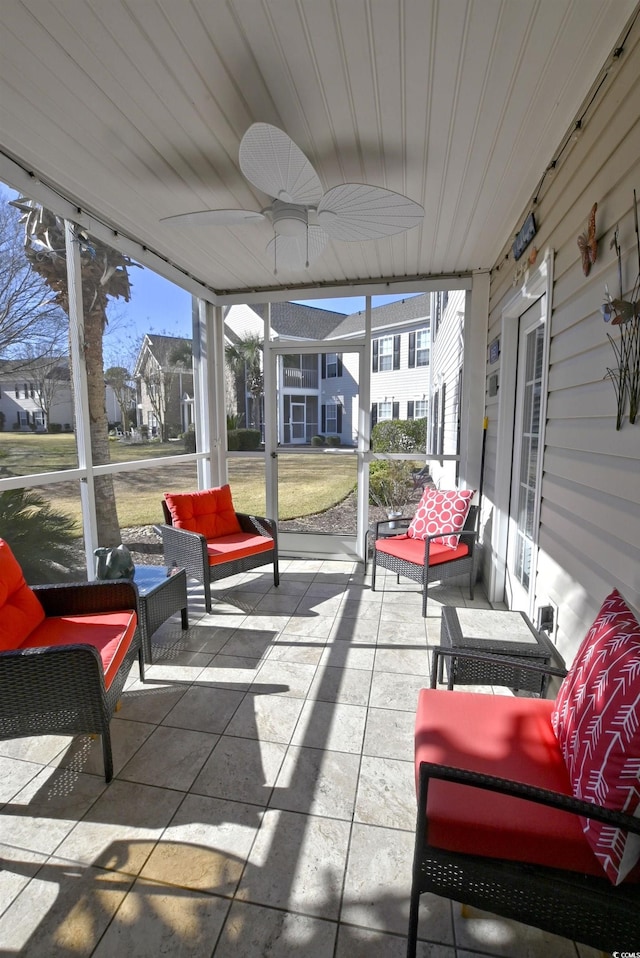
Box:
[0,558,604,957]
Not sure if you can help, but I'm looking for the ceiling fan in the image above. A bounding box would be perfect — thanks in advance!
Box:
[161,123,424,273]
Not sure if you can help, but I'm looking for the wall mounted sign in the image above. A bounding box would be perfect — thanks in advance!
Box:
[512,212,537,261]
[488,337,500,364]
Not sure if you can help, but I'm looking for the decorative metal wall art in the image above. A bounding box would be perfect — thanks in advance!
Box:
[578,202,598,276]
[602,190,640,429]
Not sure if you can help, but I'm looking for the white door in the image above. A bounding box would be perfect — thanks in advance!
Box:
[506,296,546,614]
[290,400,306,443]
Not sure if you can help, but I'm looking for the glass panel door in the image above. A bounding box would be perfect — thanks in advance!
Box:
[507,296,545,613]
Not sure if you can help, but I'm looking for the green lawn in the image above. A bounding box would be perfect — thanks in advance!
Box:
[0,433,357,529]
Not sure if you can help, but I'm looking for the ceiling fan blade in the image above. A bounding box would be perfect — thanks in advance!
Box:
[317,184,424,241]
[239,123,323,206]
[160,209,266,226]
[266,226,329,272]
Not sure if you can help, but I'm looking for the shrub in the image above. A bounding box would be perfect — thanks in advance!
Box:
[325,435,341,447]
[371,417,427,453]
[48,422,62,433]
[369,460,413,514]
[0,488,81,583]
[183,427,196,453]
[311,435,325,447]
[228,428,261,451]
[0,411,4,432]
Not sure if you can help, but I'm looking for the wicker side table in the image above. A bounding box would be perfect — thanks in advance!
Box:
[133,565,189,663]
[433,606,555,695]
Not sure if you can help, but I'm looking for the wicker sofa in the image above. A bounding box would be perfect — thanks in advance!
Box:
[408,589,640,955]
[158,485,279,613]
[0,539,144,782]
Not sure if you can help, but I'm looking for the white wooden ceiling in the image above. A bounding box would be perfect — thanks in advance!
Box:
[0,0,636,299]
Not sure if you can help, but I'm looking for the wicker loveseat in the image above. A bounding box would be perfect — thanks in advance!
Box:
[0,538,144,782]
[408,588,640,955]
[158,485,279,613]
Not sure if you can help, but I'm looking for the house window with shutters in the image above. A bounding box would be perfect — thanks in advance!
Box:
[372,334,400,372]
[408,328,430,367]
[409,399,428,420]
[322,353,343,378]
[322,401,342,435]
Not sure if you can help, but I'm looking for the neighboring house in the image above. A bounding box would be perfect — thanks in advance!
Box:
[134,334,194,439]
[0,358,131,433]
[224,294,431,445]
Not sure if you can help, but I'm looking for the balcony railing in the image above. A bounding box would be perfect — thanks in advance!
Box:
[282,368,319,389]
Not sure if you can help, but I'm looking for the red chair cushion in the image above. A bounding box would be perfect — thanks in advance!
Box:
[415,688,607,878]
[407,488,474,548]
[375,534,469,566]
[551,588,640,885]
[164,486,241,539]
[20,610,138,691]
[206,532,274,566]
[0,538,46,650]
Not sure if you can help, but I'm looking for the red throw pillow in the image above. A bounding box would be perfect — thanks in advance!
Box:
[0,538,46,650]
[164,486,241,539]
[551,589,640,885]
[407,488,474,548]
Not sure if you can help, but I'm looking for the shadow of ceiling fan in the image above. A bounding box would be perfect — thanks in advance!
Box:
[161,123,424,273]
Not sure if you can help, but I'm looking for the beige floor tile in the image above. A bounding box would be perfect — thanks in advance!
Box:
[192,735,287,806]
[0,755,44,803]
[282,612,337,636]
[271,745,361,819]
[92,877,230,958]
[354,755,415,830]
[0,734,72,766]
[224,692,304,744]
[116,681,188,724]
[307,665,372,706]
[140,793,263,895]
[0,857,133,956]
[218,627,279,659]
[363,707,416,762]
[374,646,430,676]
[252,660,318,699]
[292,700,367,754]
[267,635,325,666]
[161,685,245,734]
[58,718,155,779]
[198,653,264,689]
[55,779,183,871]
[215,900,337,957]
[236,808,350,920]
[452,904,580,957]
[335,924,453,958]
[369,670,430,711]
[319,643,376,670]
[0,843,47,914]
[342,823,454,942]
[119,726,217,791]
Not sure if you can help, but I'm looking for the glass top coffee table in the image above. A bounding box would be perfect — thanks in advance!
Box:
[432,606,555,696]
[132,564,188,664]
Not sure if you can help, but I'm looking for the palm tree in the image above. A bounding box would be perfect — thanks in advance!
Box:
[225,334,264,431]
[11,198,137,546]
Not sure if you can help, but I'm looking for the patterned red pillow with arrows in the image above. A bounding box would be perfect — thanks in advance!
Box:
[551,589,640,884]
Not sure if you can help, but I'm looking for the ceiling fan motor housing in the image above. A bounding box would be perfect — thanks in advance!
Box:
[270,201,309,238]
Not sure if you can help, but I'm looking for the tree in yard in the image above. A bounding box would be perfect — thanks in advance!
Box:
[10,197,139,546]
[225,334,264,431]
[0,197,67,358]
[105,365,135,432]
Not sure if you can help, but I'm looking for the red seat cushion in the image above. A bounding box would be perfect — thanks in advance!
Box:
[206,532,274,566]
[164,486,242,538]
[376,534,469,567]
[20,611,138,691]
[0,538,46,650]
[551,589,640,885]
[415,688,607,878]
[407,488,474,548]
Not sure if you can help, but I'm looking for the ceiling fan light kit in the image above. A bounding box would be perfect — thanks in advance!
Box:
[163,122,424,272]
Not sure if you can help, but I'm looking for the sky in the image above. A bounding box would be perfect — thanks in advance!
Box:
[2,177,420,350]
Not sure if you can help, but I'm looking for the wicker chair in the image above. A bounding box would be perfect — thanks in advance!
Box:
[158,489,279,613]
[408,651,640,956]
[0,580,144,783]
[371,505,478,616]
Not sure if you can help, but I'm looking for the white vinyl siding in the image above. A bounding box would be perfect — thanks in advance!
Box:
[483,29,640,664]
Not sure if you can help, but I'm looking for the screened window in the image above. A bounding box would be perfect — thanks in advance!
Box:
[325,402,337,433]
[416,329,429,366]
[379,337,393,371]
[415,399,428,418]
[378,400,392,420]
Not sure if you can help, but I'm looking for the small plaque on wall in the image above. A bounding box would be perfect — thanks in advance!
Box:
[489,337,500,364]
[488,374,499,397]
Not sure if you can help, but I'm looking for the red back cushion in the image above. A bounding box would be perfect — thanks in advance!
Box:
[551,589,640,885]
[164,486,241,539]
[407,488,474,548]
[0,538,46,650]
